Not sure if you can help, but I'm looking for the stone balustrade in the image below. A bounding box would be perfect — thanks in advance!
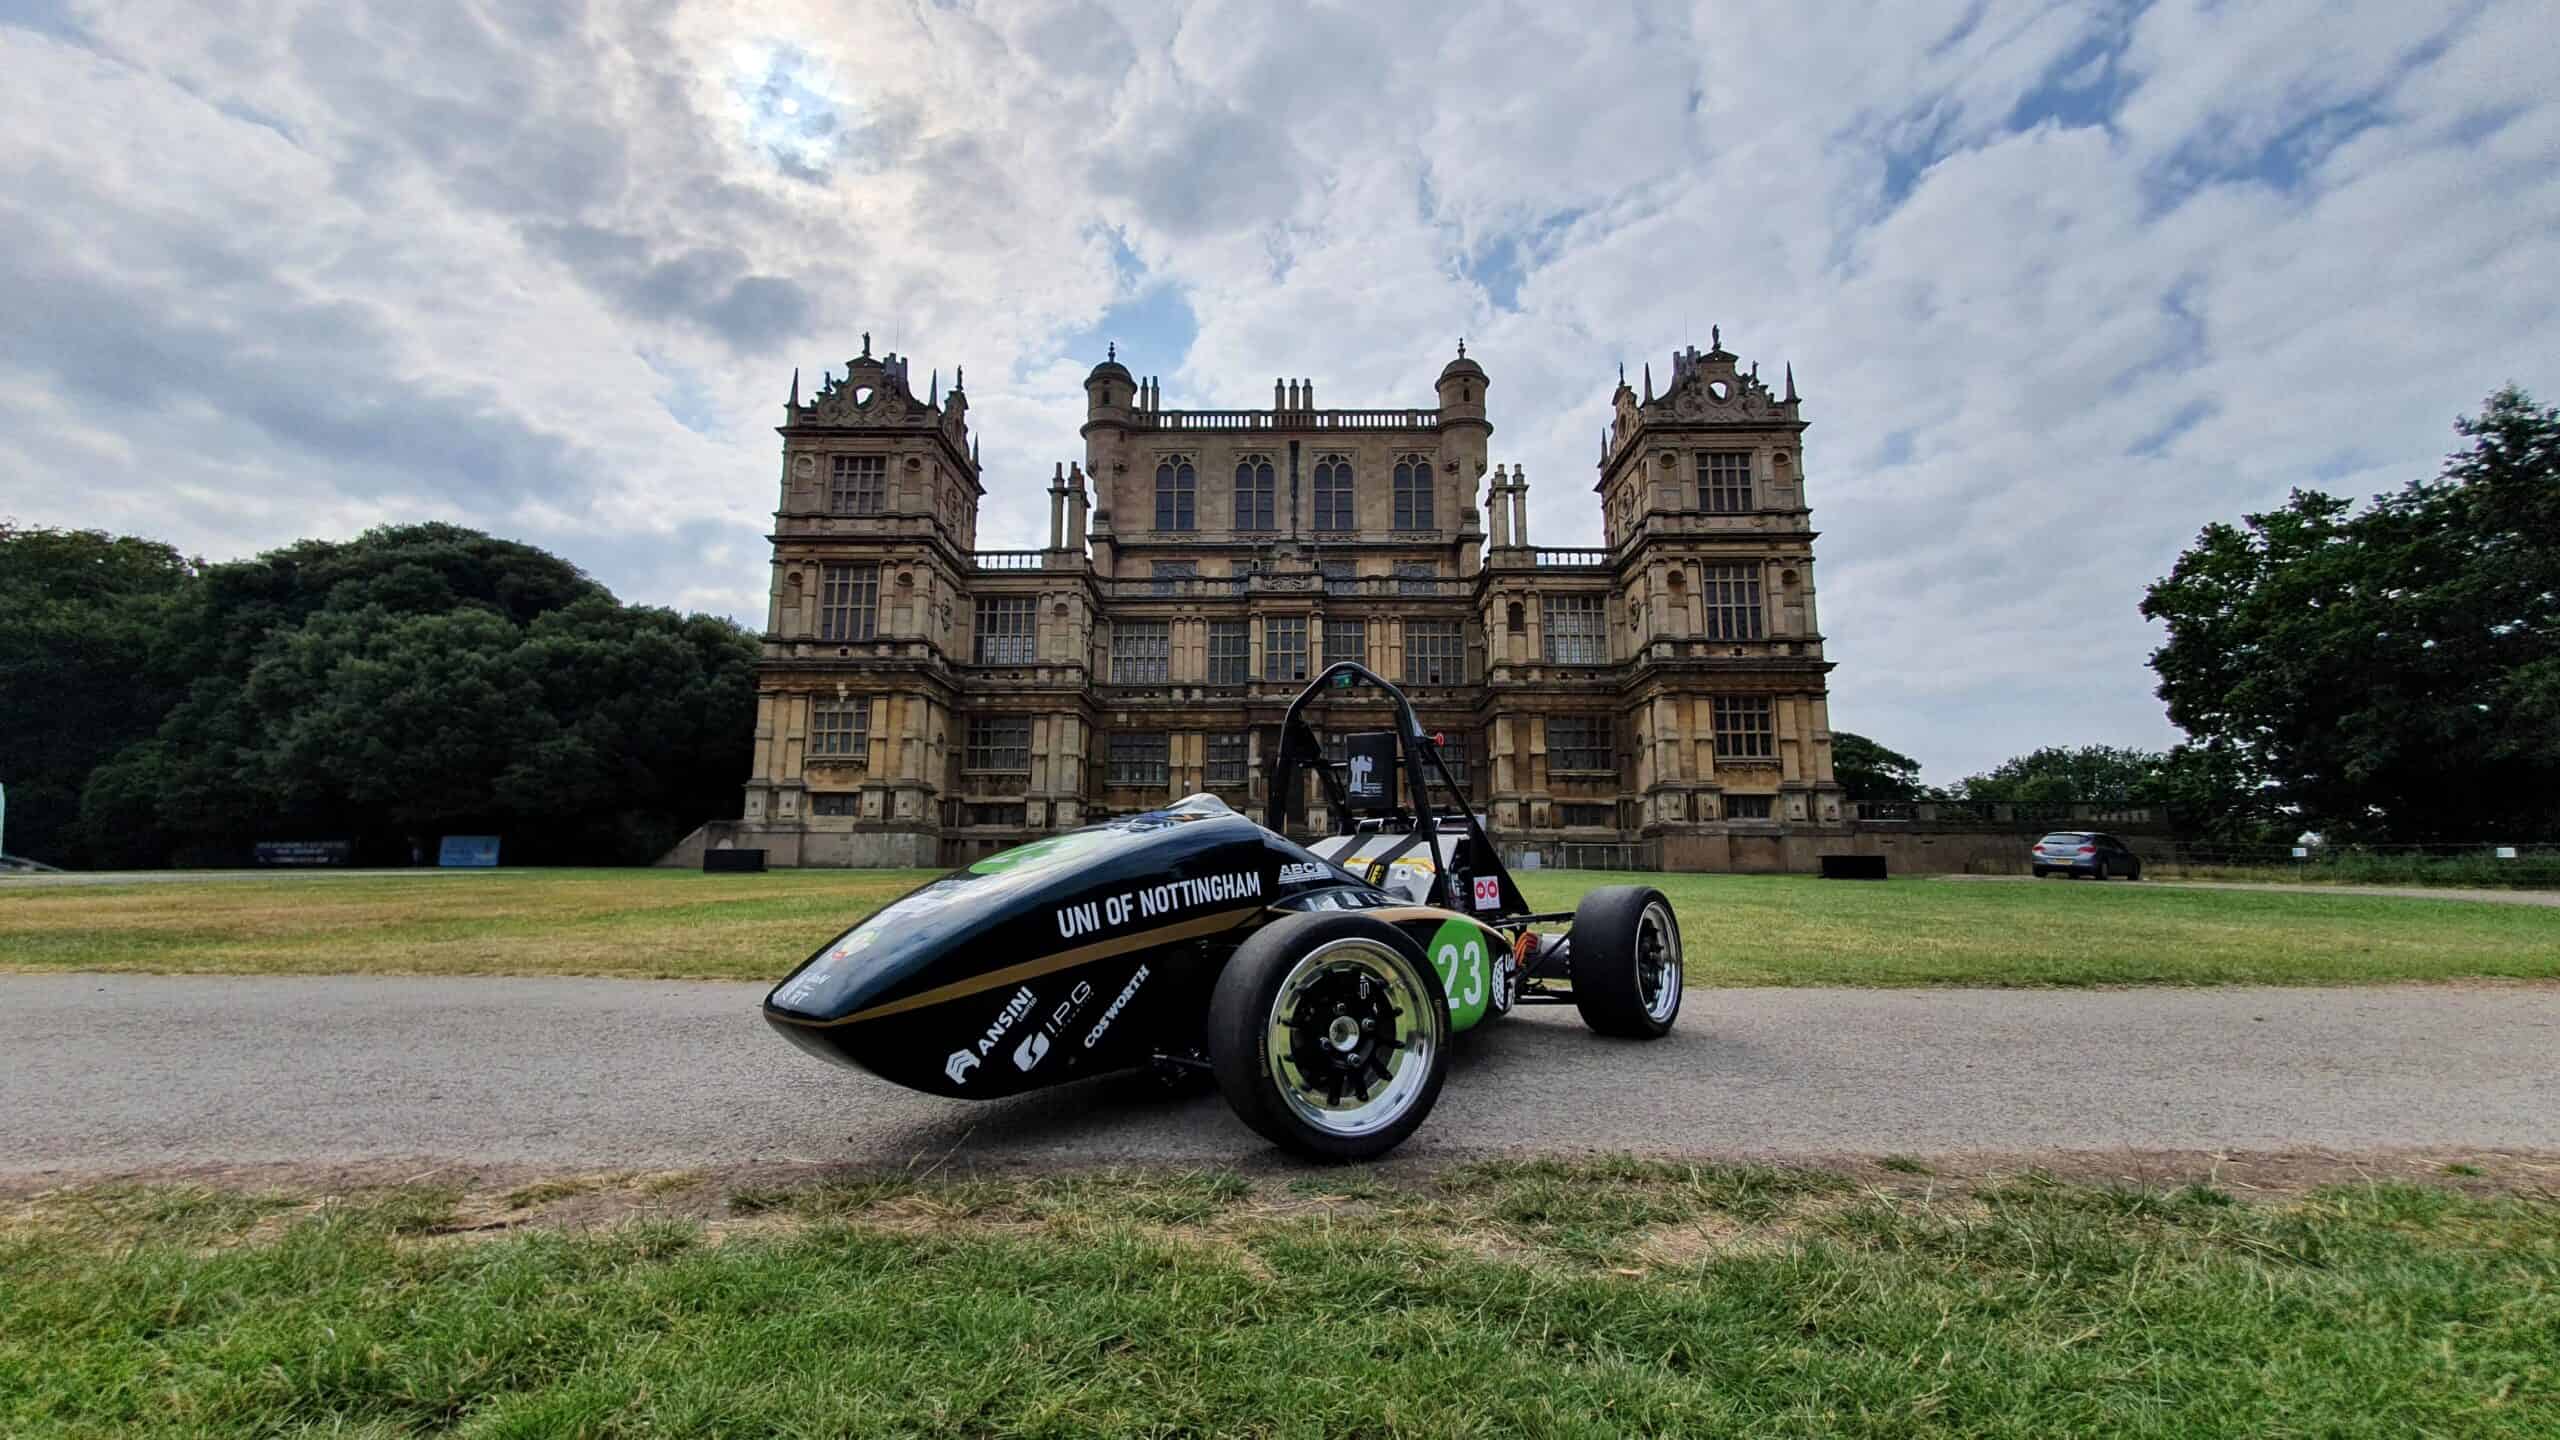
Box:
[1134,408,1442,432]
[969,550,1044,570]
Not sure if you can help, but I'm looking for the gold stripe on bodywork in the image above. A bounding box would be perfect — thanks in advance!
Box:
[768,905,1261,1027]
[1363,904,1500,928]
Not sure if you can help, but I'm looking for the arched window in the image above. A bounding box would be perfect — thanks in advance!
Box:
[1312,455,1354,531]
[1154,456,1195,531]
[1234,455,1275,531]
[1393,455,1434,530]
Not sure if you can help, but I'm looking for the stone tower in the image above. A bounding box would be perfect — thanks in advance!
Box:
[735,338,983,865]
[1600,334,1843,866]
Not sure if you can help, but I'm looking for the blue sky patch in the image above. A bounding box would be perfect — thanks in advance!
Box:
[2127,397,2217,458]
[641,349,724,439]
[1466,209,1588,313]
[1060,230,1198,379]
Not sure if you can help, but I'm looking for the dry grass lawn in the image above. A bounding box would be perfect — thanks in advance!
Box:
[4,865,2558,987]
[0,869,938,979]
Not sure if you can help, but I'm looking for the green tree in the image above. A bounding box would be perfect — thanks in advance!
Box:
[2142,387,2560,840]
[1955,745,2167,804]
[66,523,757,867]
[1830,732,1932,804]
[0,526,195,862]
[2151,741,2283,845]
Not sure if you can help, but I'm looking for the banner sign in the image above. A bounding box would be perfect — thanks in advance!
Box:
[1344,732,1399,812]
[256,840,351,866]
[439,835,501,868]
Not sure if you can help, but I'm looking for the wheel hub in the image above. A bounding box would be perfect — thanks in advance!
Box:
[1326,1013,1362,1051]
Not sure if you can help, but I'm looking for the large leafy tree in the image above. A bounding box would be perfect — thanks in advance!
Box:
[2142,387,2560,840]
[0,526,196,862]
[1830,732,1932,804]
[2149,741,2284,845]
[1954,745,2166,804]
[56,523,757,867]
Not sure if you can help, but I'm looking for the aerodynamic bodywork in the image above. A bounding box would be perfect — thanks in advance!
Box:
[764,662,1684,1160]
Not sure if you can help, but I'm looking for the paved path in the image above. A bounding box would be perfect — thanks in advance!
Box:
[1949,875,2560,907]
[7,976,2556,1176]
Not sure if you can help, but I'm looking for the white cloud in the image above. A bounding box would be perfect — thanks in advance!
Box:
[1,0,2553,782]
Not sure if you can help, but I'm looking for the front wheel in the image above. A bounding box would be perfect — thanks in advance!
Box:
[1208,912,1450,1162]
[1568,886,1683,1038]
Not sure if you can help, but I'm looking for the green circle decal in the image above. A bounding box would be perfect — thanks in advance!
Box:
[1425,917,1496,1031]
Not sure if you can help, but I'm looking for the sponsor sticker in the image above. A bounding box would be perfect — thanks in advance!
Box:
[1013,981,1095,1073]
[1012,1030,1052,1071]
[1084,964,1150,1048]
[946,984,1042,1087]
[780,925,887,1007]
[776,970,829,1008]
[1473,876,1502,910]
[1278,861,1333,886]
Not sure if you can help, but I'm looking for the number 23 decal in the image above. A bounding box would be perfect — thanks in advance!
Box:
[1434,937,1487,1007]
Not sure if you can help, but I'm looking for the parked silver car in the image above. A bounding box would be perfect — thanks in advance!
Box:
[2030,831,2143,880]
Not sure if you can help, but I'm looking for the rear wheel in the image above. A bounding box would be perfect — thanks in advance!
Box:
[2032,866,2051,878]
[2092,859,2110,881]
[1208,912,1450,1162]
[1568,886,1683,1038]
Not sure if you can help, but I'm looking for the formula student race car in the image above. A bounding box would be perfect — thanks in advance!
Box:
[763,662,1684,1161]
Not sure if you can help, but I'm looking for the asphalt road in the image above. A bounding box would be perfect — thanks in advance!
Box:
[7,975,2556,1176]
[1951,875,2560,907]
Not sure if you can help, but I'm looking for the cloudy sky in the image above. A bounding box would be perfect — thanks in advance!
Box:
[2,1,2551,782]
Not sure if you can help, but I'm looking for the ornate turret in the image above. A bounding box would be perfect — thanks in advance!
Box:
[1436,338,1487,402]
[1084,342,1135,413]
[1434,340,1491,510]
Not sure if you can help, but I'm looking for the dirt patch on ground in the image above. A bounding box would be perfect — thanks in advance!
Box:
[6,1147,2552,1248]
[1802,1146,2560,1200]
[1632,1212,1785,1265]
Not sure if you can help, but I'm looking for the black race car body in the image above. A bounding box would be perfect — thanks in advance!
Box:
[763,795,1515,1100]
[763,662,1681,1160]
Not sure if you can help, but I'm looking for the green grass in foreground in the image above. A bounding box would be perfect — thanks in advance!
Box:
[6,865,2557,986]
[4,1163,2554,1437]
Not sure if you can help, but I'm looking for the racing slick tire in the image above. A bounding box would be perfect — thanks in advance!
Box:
[1568,885,1683,1039]
[1209,911,1451,1162]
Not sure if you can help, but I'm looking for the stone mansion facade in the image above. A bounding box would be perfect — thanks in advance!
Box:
[718,332,1849,871]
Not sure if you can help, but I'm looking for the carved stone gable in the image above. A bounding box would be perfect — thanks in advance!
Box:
[1648,341,1788,422]
[793,352,936,429]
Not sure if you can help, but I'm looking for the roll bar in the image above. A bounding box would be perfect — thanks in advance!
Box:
[1263,662,1530,917]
